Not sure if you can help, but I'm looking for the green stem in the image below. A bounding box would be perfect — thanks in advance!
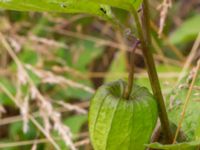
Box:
[124,40,140,99]
[129,2,173,143]
[141,1,151,45]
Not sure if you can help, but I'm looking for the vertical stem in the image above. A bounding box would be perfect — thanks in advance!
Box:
[130,1,173,143]
[142,1,151,44]
[124,40,140,99]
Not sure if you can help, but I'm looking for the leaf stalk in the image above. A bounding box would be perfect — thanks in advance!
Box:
[124,40,140,100]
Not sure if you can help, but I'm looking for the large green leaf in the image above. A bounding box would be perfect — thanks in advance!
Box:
[170,15,200,45]
[0,0,113,20]
[0,0,143,20]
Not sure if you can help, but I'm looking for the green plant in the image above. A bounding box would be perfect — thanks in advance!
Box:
[89,80,158,150]
[0,0,200,150]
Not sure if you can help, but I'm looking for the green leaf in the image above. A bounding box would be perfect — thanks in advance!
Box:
[19,50,38,65]
[0,0,113,20]
[72,40,104,71]
[9,122,36,139]
[60,82,93,99]
[0,0,143,21]
[166,72,200,140]
[92,0,143,10]
[0,78,16,106]
[64,115,87,135]
[170,15,200,45]
[89,80,158,150]
[147,141,200,150]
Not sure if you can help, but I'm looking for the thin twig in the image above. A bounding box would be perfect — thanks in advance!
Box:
[0,101,89,126]
[177,32,200,83]
[0,138,90,148]
[157,0,172,37]
[25,65,95,94]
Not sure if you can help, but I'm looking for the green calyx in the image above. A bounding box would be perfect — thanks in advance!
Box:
[89,79,158,150]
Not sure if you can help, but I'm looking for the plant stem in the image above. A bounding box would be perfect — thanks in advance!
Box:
[130,1,173,143]
[124,40,140,99]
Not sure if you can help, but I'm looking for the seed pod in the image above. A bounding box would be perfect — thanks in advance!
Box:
[89,80,158,150]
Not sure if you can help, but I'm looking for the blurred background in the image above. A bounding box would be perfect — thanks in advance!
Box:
[0,0,200,149]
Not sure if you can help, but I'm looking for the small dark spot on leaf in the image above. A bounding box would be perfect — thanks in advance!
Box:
[100,7,107,14]
[61,3,67,8]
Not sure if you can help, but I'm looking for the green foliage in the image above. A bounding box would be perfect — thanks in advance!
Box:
[89,80,158,150]
[18,48,38,65]
[0,78,16,106]
[166,72,200,140]
[148,70,200,149]
[69,40,104,71]
[64,115,87,134]
[52,115,87,149]
[0,122,39,150]
[136,64,181,94]
[91,0,143,10]
[55,40,104,99]
[170,15,200,45]
[0,0,143,22]
[0,0,112,20]
[9,122,37,141]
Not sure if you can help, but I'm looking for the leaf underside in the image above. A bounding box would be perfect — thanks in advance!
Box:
[0,0,143,20]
